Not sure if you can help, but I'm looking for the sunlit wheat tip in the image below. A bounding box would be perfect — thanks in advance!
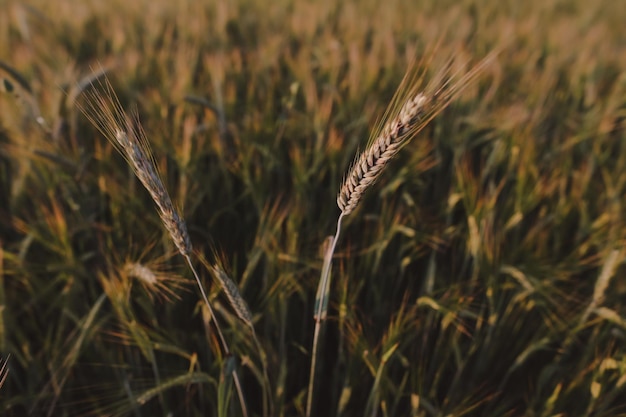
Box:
[124,262,158,285]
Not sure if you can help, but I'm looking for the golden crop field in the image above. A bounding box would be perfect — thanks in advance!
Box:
[1,0,625,415]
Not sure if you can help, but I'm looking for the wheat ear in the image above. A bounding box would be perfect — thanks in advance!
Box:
[209,264,254,329]
[338,50,499,217]
[337,94,429,215]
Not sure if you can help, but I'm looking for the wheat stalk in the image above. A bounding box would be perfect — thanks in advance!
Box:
[79,78,249,417]
[306,50,498,417]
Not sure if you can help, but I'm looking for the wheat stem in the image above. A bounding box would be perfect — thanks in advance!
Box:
[306,213,344,417]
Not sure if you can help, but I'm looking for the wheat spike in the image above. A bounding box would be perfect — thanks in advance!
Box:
[81,79,192,257]
[337,49,498,217]
[210,265,254,329]
[337,93,429,216]
[114,129,192,256]
[120,256,188,301]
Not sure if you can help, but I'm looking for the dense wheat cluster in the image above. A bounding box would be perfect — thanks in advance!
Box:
[1,0,625,416]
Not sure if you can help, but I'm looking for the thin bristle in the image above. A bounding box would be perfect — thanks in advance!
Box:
[79,79,192,257]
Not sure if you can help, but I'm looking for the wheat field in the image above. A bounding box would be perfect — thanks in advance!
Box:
[1,0,626,416]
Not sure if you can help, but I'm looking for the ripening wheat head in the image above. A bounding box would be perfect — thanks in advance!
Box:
[337,53,493,217]
[80,79,192,257]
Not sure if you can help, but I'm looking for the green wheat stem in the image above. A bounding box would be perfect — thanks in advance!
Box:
[306,213,344,417]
